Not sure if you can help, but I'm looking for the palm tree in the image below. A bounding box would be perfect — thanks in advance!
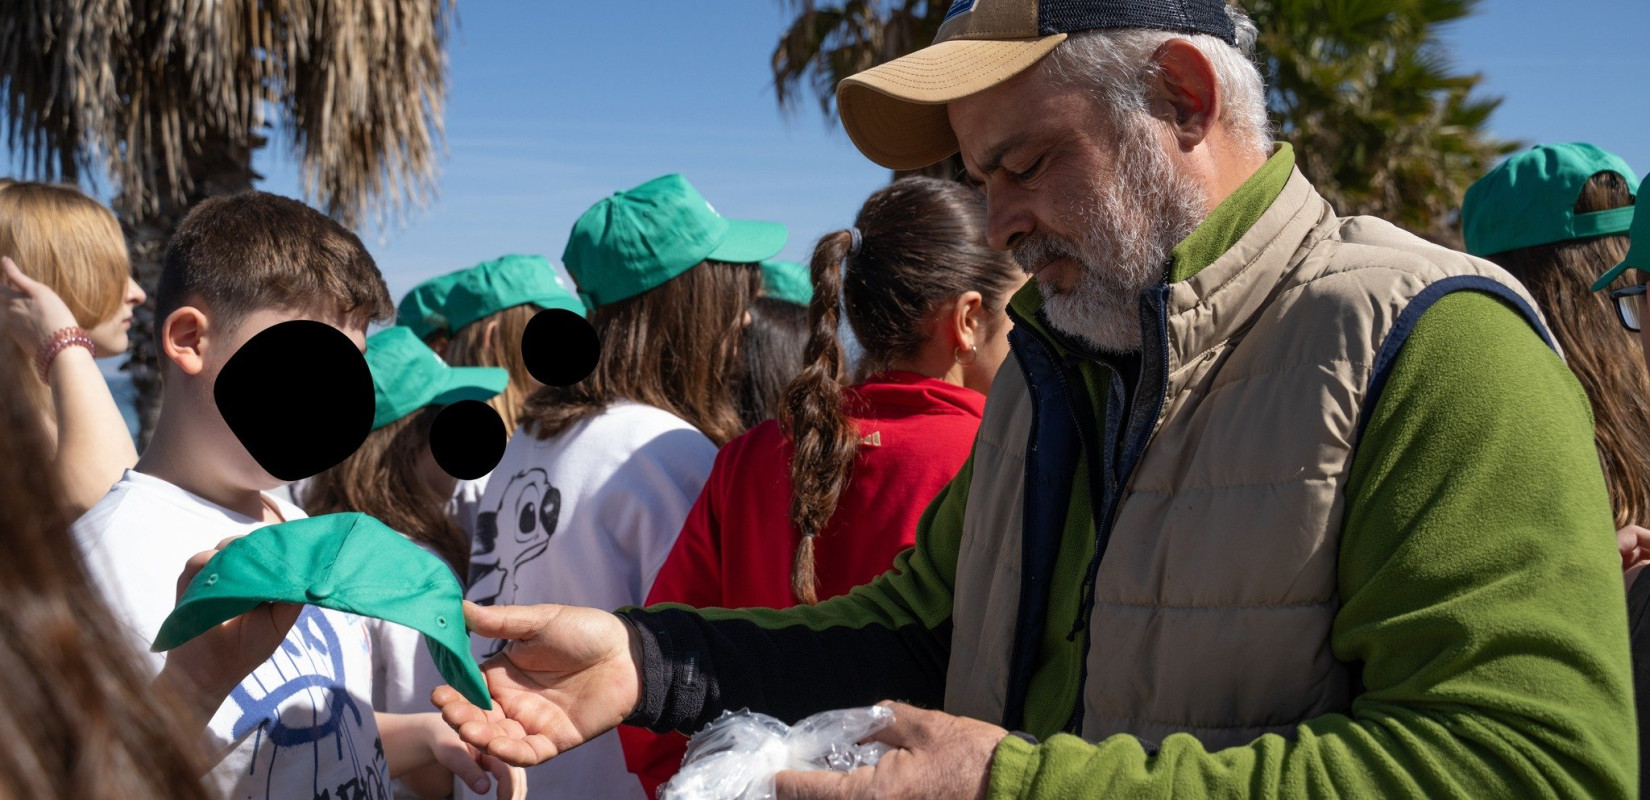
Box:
[1251,0,1514,247]
[770,0,1512,245]
[0,0,455,444]
[771,0,961,180]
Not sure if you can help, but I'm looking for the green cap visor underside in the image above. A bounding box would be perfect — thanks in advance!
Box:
[152,513,492,710]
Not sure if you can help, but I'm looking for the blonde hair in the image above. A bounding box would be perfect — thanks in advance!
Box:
[446,303,538,434]
[0,183,129,329]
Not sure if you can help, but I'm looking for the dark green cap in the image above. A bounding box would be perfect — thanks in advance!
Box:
[445,254,585,333]
[563,174,787,308]
[152,513,492,710]
[760,259,812,306]
[396,270,470,340]
[366,327,508,430]
[1593,197,1649,291]
[1463,143,1639,258]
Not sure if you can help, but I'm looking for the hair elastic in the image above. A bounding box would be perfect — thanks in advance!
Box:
[847,227,863,256]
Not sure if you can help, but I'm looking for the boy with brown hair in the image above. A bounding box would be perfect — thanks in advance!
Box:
[73,191,514,800]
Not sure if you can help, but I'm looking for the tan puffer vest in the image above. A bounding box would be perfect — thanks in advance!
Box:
[944,169,1551,747]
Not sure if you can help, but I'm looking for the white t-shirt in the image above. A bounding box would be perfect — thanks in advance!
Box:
[75,470,389,800]
[448,475,490,540]
[466,402,717,800]
[367,540,450,716]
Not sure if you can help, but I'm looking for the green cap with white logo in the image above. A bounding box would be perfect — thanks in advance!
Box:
[152,512,492,709]
[366,327,508,430]
[1463,143,1638,258]
[444,254,585,333]
[563,174,787,308]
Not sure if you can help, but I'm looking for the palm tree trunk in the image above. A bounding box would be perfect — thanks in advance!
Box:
[120,132,264,449]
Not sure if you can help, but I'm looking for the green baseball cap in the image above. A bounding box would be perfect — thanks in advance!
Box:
[152,512,492,710]
[563,174,787,308]
[397,270,470,340]
[1463,143,1639,258]
[366,326,508,430]
[1593,196,1649,291]
[760,259,813,306]
[445,254,585,332]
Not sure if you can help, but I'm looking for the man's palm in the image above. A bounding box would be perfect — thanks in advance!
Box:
[436,603,641,767]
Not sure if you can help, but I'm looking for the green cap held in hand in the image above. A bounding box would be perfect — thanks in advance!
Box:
[1463,142,1639,259]
[563,174,787,308]
[397,270,470,340]
[366,326,509,430]
[760,259,813,306]
[152,512,493,710]
[445,254,585,333]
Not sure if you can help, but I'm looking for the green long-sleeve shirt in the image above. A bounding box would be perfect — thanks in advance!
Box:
[986,288,1636,797]
[624,147,1636,799]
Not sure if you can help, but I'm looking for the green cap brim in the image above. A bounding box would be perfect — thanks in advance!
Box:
[1592,261,1633,292]
[431,366,510,407]
[151,514,493,710]
[707,219,788,265]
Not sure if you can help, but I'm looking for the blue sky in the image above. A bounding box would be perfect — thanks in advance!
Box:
[8,0,1650,306]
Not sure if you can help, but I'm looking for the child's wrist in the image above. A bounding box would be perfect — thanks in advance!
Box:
[35,326,94,380]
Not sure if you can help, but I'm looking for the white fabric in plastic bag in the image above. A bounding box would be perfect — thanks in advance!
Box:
[659,705,894,800]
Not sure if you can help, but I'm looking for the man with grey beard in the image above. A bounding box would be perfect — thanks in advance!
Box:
[433,2,1636,798]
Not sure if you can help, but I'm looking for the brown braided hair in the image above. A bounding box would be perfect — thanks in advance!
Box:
[779,177,1020,603]
[1483,172,1650,530]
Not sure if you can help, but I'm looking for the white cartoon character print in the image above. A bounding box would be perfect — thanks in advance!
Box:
[469,468,560,613]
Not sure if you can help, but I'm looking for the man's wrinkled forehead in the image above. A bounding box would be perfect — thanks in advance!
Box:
[950,64,1090,178]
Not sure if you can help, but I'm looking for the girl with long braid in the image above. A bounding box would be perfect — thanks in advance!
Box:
[620,177,1024,796]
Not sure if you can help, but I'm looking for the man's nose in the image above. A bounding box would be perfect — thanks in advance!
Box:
[987,191,1034,253]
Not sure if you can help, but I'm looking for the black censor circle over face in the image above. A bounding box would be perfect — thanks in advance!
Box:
[522,308,600,387]
[431,399,508,480]
[215,320,374,482]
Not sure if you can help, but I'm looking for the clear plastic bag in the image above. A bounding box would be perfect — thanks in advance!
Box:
[659,705,893,800]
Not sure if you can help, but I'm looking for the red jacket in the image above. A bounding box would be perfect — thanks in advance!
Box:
[620,372,985,796]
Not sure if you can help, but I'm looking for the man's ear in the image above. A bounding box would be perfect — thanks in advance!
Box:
[161,307,210,376]
[1149,38,1221,150]
[482,318,499,354]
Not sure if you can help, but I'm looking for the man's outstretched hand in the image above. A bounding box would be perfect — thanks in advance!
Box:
[775,702,1006,800]
[433,602,642,767]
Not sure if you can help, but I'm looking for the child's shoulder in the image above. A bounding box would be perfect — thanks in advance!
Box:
[71,473,150,553]
[593,401,708,439]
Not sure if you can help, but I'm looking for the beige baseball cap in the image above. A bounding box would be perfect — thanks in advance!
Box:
[836,0,1238,171]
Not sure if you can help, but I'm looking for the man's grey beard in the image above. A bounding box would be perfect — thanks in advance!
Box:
[1013,118,1208,352]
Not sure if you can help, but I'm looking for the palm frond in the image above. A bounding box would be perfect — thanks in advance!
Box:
[0,0,455,231]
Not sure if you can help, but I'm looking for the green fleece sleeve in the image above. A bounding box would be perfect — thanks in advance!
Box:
[622,449,969,730]
[987,290,1637,799]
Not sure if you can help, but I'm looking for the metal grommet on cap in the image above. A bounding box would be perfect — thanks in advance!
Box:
[436,616,448,628]
[204,574,218,586]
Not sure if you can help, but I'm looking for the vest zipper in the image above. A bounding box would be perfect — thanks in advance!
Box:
[999,310,1087,732]
[1064,282,1174,735]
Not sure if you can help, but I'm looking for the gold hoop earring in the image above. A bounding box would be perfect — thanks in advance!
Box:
[954,345,978,367]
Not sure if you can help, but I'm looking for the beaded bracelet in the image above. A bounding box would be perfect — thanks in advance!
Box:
[35,326,95,381]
